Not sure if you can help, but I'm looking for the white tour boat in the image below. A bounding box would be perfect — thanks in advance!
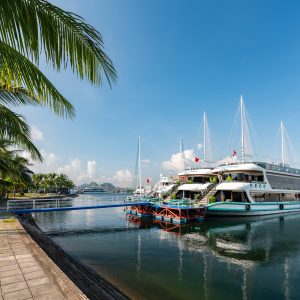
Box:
[206,162,300,216]
[207,96,300,216]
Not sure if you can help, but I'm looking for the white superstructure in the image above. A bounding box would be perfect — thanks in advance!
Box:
[207,162,300,216]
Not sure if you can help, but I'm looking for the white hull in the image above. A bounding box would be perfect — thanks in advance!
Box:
[206,202,300,217]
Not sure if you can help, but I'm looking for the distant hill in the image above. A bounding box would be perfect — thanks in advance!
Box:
[78,182,133,192]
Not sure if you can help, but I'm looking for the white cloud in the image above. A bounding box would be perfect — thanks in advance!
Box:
[27,149,135,187]
[112,169,134,187]
[162,149,196,171]
[87,160,96,178]
[31,126,44,141]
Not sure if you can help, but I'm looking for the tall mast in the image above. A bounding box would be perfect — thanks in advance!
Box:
[240,95,245,163]
[138,136,142,194]
[180,137,185,170]
[203,112,206,162]
[280,121,285,165]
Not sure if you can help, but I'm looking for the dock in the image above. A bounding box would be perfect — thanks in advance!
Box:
[0,218,87,300]
[126,202,206,224]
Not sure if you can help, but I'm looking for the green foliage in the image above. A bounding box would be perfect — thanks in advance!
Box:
[195,193,202,200]
[171,193,177,199]
[0,0,117,162]
[208,195,216,203]
[186,179,193,184]
[175,179,180,185]
[32,172,75,194]
[226,175,232,181]
[210,177,217,184]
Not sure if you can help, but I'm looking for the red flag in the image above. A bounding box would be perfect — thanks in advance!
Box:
[146,178,150,183]
[233,150,237,157]
[194,156,200,163]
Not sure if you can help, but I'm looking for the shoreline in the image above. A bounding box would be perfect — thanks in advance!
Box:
[8,194,79,201]
[18,214,129,300]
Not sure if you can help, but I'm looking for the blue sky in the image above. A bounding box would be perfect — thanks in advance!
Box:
[20,0,300,186]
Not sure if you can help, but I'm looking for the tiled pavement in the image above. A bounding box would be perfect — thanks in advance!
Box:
[0,219,88,300]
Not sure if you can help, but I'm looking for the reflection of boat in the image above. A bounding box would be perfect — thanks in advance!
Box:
[127,212,300,268]
[127,210,299,298]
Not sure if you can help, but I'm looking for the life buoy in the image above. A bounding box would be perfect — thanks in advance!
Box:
[279,204,284,210]
[245,204,251,211]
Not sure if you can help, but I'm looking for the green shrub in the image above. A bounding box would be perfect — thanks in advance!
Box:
[171,193,177,199]
[210,177,217,184]
[195,193,202,200]
[208,195,216,203]
[225,175,232,181]
[186,179,193,184]
[175,179,180,185]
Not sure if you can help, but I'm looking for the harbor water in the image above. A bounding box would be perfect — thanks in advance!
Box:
[34,194,300,300]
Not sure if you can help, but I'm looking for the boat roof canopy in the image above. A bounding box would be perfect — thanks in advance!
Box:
[212,163,263,173]
[178,168,214,176]
[178,183,212,191]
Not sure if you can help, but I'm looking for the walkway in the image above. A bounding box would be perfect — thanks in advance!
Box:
[0,218,87,300]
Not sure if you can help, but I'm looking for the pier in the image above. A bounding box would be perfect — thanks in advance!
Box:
[127,202,207,224]
[3,196,207,225]
[0,219,87,300]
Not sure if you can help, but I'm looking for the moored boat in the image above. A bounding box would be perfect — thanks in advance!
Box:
[206,162,300,216]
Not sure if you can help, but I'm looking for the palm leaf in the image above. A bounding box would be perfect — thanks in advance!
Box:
[0,41,75,119]
[0,0,117,86]
[0,105,42,161]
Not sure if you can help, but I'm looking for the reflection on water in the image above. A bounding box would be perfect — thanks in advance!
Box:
[34,195,300,300]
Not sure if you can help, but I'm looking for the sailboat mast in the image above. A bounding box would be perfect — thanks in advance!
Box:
[203,112,206,162]
[240,95,245,163]
[180,137,185,170]
[281,121,285,165]
[138,136,142,194]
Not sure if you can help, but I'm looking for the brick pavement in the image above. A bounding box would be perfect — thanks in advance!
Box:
[0,219,88,300]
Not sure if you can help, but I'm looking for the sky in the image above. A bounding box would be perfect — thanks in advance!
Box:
[19,0,300,186]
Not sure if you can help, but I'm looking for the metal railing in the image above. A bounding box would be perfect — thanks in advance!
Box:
[6,195,132,212]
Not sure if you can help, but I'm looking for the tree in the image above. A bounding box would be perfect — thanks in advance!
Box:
[0,140,33,198]
[0,0,117,160]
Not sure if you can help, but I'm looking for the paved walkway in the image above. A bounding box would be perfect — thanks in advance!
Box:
[0,219,88,300]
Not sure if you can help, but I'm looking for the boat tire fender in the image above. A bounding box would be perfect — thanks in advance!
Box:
[245,204,251,211]
[279,204,284,210]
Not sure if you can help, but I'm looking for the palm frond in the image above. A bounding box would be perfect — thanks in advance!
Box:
[0,0,117,86]
[0,41,75,119]
[0,105,42,161]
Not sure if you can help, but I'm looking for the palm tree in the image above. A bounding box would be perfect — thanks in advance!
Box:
[47,172,57,193]
[32,173,43,192]
[0,141,33,198]
[0,0,117,160]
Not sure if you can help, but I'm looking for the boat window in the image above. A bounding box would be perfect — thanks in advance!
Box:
[266,173,300,190]
[250,192,298,202]
[215,191,250,203]
[222,172,264,183]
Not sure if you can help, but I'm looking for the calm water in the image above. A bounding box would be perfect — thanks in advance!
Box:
[34,194,300,300]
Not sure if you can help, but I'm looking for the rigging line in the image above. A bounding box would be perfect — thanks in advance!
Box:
[226,101,240,155]
[243,105,256,156]
[194,114,204,155]
[269,126,281,163]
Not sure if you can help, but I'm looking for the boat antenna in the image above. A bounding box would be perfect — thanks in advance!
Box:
[280,121,285,166]
[203,112,206,162]
[138,136,142,195]
[240,95,245,163]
